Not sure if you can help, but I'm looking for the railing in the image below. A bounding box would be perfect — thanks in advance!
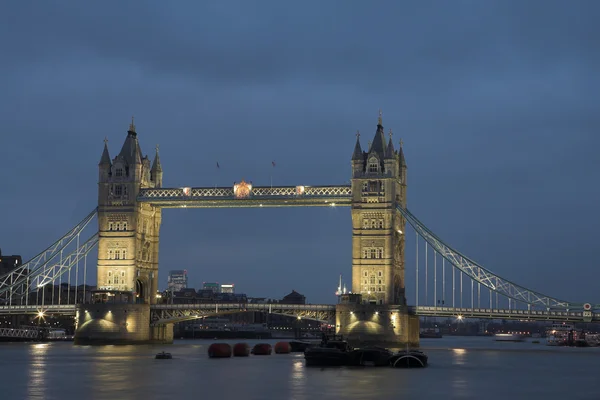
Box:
[412,306,597,321]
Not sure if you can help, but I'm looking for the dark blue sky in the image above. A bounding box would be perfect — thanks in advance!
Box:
[1,1,598,304]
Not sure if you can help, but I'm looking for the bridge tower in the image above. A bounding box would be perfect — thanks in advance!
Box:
[336,111,418,347]
[350,111,407,305]
[96,119,163,305]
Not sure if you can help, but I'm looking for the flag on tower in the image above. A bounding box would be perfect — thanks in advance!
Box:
[216,162,220,169]
[272,161,276,167]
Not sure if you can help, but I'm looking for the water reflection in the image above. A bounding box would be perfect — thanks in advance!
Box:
[452,348,467,365]
[28,343,49,399]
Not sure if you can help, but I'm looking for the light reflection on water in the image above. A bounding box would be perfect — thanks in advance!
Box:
[0,337,598,400]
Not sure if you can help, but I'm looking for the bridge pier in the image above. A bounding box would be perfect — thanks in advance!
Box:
[74,303,172,345]
[335,299,419,347]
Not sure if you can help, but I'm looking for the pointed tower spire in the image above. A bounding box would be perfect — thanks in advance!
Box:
[399,138,406,167]
[385,129,395,158]
[128,116,136,135]
[99,137,111,166]
[352,130,363,160]
[151,144,162,172]
[369,110,387,156]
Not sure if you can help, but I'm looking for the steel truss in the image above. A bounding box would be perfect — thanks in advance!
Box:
[0,209,97,296]
[412,306,599,322]
[137,185,352,208]
[0,327,41,339]
[32,234,99,289]
[150,303,336,325]
[398,206,586,310]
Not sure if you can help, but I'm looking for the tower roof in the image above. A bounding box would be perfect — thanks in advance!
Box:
[117,117,143,165]
[99,138,111,166]
[352,131,363,161]
[151,144,162,172]
[399,139,407,167]
[385,129,395,158]
[368,110,387,157]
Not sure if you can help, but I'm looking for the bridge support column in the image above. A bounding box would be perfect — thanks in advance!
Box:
[74,303,170,345]
[335,303,419,347]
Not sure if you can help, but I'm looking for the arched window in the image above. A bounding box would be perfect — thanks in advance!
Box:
[378,219,384,229]
[115,250,121,260]
[368,158,379,173]
[370,277,375,284]
[114,275,119,285]
[378,271,382,277]
[115,168,123,177]
[108,250,113,260]
[371,220,377,229]
[123,222,128,231]
[377,249,383,259]
[108,222,114,231]
[122,249,127,259]
[363,271,368,277]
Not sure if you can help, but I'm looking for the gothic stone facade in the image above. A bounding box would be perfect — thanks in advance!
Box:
[97,120,163,304]
[351,114,407,305]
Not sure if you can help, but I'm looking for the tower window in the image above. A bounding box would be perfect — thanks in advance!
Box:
[378,219,384,229]
[363,219,369,229]
[108,222,114,231]
[369,161,378,173]
[378,271,383,277]
[115,168,123,177]
[115,250,121,260]
[107,250,113,259]
[114,185,123,196]
[364,271,368,277]
[123,222,128,231]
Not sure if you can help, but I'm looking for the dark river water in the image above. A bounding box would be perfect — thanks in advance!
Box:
[0,336,598,399]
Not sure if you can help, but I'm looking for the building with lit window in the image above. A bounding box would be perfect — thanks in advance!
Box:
[220,284,234,294]
[0,249,22,275]
[167,270,188,292]
[202,282,220,293]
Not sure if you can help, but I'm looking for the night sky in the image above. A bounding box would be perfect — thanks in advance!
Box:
[1,1,598,304]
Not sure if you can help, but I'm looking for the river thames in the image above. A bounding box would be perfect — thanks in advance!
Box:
[0,336,597,399]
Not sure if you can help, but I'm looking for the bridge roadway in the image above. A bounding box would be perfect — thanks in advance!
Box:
[0,304,597,323]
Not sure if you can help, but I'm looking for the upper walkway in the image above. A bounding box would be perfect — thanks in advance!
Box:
[1,303,596,323]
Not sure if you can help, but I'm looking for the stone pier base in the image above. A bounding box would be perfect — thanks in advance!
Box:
[74,303,173,345]
[335,304,420,348]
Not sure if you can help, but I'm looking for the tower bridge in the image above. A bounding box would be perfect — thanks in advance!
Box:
[0,112,596,345]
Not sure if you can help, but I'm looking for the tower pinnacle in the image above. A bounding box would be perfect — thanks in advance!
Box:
[129,116,136,134]
[378,109,382,126]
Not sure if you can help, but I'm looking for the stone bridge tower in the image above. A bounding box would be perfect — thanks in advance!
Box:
[97,119,163,305]
[350,111,407,305]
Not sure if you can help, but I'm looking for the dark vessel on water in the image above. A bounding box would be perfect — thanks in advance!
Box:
[347,346,393,367]
[304,334,353,366]
[155,352,172,359]
[389,349,428,368]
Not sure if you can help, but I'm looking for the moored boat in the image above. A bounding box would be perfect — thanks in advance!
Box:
[494,333,524,342]
[155,351,172,359]
[304,334,353,367]
[347,346,393,367]
[389,349,428,368]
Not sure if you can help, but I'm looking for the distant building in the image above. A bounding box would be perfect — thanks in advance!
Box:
[203,282,220,293]
[281,290,306,305]
[0,249,22,275]
[220,284,234,294]
[168,270,188,292]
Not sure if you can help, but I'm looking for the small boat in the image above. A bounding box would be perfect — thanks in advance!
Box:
[155,352,172,359]
[389,349,428,368]
[304,334,353,367]
[494,333,524,342]
[347,346,393,367]
[419,328,443,339]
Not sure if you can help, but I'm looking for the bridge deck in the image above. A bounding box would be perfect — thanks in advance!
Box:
[136,185,352,208]
[0,304,595,322]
